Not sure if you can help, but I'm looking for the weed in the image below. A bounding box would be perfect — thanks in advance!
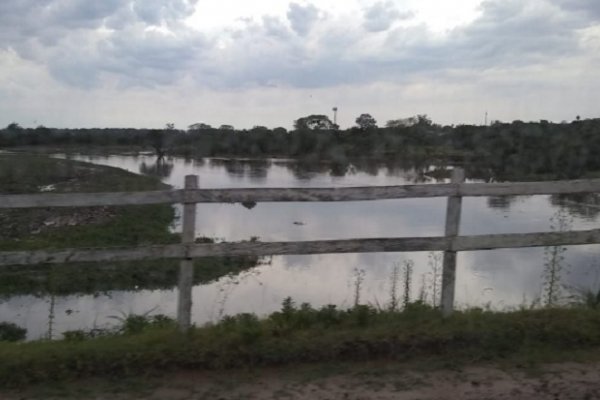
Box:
[213,267,265,320]
[62,330,89,342]
[402,260,414,309]
[108,309,176,335]
[1,301,600,387]
[542,208,572,306]
[571,286,600,309]
[427,252,443,308]
[568,263,600,310]
[388,263,401,311]
[0,322,26,342]
[352,268,366,307]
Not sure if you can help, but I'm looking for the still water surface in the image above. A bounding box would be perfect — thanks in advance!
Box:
[2,154,600,339]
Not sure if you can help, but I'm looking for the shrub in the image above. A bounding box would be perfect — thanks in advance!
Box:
[0,322,26,342]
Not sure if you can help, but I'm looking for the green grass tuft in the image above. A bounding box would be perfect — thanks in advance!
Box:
[1,302,600,387]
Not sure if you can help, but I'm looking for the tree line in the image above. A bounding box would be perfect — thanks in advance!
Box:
[2,115,600,180]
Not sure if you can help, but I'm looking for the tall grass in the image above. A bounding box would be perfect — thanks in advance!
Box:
[1,301,600,387]
[542,208,572,306]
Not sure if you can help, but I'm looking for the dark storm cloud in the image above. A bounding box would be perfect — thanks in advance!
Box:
[101,28,207,87]
[553,0,600,19]
[132,0,198,25]
[286,2,320,36]
[363,1,414,32]
[204,0,598,89]
[262,16,293,40]
[0,0,121,48]
[416,0,584,70]
[0,0,202,87]
[49,0,124,28]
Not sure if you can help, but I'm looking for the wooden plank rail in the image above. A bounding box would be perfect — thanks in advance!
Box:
[0,190,184,208]
[3,168,600,329]
[441,168,465,316]
[3,178,600,208]
[178,175,198,331]
[2,228,600,267]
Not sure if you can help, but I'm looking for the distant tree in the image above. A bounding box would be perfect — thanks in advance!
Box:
[219,124,234,131]
[147,123,175,159]
[148,129,166,159]
[35,125,52,135]
[188,123,212,131]
[386,117,417,128]
[386,115,432,128]
[355,113,377,130]
[273,127,288,135]
[250,125,270,134]
[5,122,23,133]
[294,115,335,130]
[416,114,433,126]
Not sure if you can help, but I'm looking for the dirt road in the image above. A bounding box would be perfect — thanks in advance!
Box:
[7,361,600,399]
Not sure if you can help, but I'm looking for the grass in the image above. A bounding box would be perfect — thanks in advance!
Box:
[0,301,600,387]
[0,153,164,195]
[0,153,261,295]
[3,152,600,391]
[0,257,261,298]
[0,152,177,250]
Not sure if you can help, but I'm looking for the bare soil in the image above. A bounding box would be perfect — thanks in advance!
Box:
[6,361,600,399]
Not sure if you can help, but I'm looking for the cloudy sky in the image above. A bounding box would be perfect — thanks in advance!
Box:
[0,0,598,129]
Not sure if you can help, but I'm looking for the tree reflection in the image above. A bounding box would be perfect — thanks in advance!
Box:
[487,196,517,210]
[550,193,600,220]
[247,159,270,182]
[139,158,174,178]
[209,159,271,182]
[330,162,351,177]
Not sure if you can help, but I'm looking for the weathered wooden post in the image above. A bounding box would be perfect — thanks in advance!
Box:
[441,167,465,316]
[177,175,198,331]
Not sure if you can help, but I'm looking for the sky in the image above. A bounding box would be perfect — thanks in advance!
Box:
[0,0,599,130]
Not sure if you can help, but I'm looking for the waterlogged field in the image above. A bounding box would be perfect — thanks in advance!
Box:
[1,152,600,340]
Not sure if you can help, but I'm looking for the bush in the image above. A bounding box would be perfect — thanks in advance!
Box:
[0,322,26,342]
[1,303,600,387]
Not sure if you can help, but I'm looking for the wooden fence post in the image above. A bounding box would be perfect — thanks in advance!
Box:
[177,175,198,332]
[441,168,465,316]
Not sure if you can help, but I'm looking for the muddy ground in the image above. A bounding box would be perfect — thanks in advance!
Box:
[5,361,600,399]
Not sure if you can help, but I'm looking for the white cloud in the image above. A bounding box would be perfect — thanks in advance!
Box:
[0,0,598,128]
[287,2,321,36]
[363,1,414,32]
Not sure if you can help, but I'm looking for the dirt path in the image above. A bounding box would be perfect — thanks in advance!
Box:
[7,361,600,399]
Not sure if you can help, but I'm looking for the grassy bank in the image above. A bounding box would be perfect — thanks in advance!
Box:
[0,257,261,298]
[0,153,260,295]
[0,152,177,249]
[1,301,600,387]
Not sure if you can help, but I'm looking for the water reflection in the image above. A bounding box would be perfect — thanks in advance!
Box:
[139,157,174,178]
[208,158,270,182]
[6,154,600,340]
[550,193,600,220]
[487,196,517,210]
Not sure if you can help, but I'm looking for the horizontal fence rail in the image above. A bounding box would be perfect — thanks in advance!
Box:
[3,178,600,208]
[2,228,600,267]
[3,169,600,325]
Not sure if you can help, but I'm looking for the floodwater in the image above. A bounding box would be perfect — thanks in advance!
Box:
[2,154,600,340]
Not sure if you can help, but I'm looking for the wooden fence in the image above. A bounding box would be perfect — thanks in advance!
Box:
[2,168,600,330]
